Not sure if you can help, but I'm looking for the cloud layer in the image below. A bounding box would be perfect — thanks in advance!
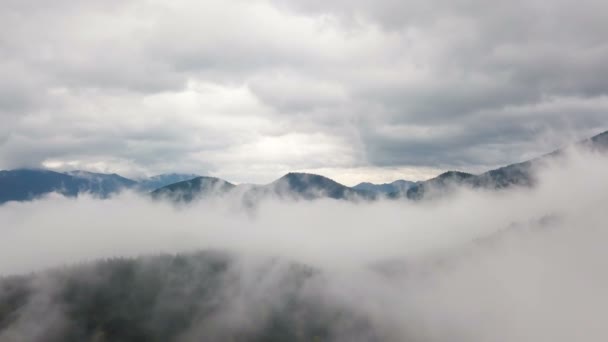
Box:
[1,0,607,183]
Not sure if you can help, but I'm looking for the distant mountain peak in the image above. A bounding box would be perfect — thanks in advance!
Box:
[353,179,415,195]
[269,172,374,201]
[406,129,608,200]
[278,172,339,184]
[151,176,235,202]
[0,169,135,204]
[146,172,200,180]
[436,171,475,179]
[281,172,332,179]
[137,173,201,191]
[274,172,346,191]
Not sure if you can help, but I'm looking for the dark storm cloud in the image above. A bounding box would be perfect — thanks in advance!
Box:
[0,0,606,181]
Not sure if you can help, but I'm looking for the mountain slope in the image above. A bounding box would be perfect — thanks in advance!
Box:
[0,169,94,204]
[151,176,236,202]
[263,173,375,200]
[67,171,137,196]
[137,173,200,191]
[0,169,142,204]
[0,170,203,204]
[151,172,376,203]
[586,130,608,149]
[353,180,415,195]
[407,130,608,199]
[406,171,476,200]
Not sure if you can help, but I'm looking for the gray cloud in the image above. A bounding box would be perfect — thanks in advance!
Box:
[1,0,607,182]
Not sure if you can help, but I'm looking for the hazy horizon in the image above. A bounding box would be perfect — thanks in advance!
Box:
[4,128,606,186]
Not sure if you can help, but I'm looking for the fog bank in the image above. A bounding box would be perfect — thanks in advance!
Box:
[1,148,608,341]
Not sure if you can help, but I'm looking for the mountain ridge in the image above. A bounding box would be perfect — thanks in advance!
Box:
[353,180,416,195]
[406,130,608,199]
[151,172,376,203]
[151,176,236,202]
[1,130,607,204]
[0,170,201,204]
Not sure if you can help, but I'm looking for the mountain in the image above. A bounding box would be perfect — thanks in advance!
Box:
[406,171,476,200]
[151,172,376,203]
[586,130,608,149]
[2,131,606,204]
[265,173,374,200]
[67,171,138,196]
[0,169,142,204]
[0,170,202,204]
[136,127,607,204]
[137,173,200,191]
[151,176,236,202]
[0,169,91,204]
[407,130,608,200]
[353,180,415,196]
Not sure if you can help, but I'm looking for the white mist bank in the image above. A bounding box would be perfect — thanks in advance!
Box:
[1,148,606,274]
[1,148,608,341]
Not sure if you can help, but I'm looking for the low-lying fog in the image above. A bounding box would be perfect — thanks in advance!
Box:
[1,147,607,341]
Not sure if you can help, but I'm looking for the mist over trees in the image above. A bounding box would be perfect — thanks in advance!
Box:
[0,252,376,342]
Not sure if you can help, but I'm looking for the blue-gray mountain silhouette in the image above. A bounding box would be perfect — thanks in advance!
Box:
[267,173,374,200]
[0,169,89,203]
[0,171,199,204]
[151,176,236,202]
[0,169,137,204]
[151,172,375,203]
[67,171,138,195]
[407,130,608,199]
[1,130,606,204]
[353,180,415,196]
[137,173,200,191]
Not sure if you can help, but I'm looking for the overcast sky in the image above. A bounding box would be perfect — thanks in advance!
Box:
[1,0,607,184]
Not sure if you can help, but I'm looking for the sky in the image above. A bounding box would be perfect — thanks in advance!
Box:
[1,0,607,185]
